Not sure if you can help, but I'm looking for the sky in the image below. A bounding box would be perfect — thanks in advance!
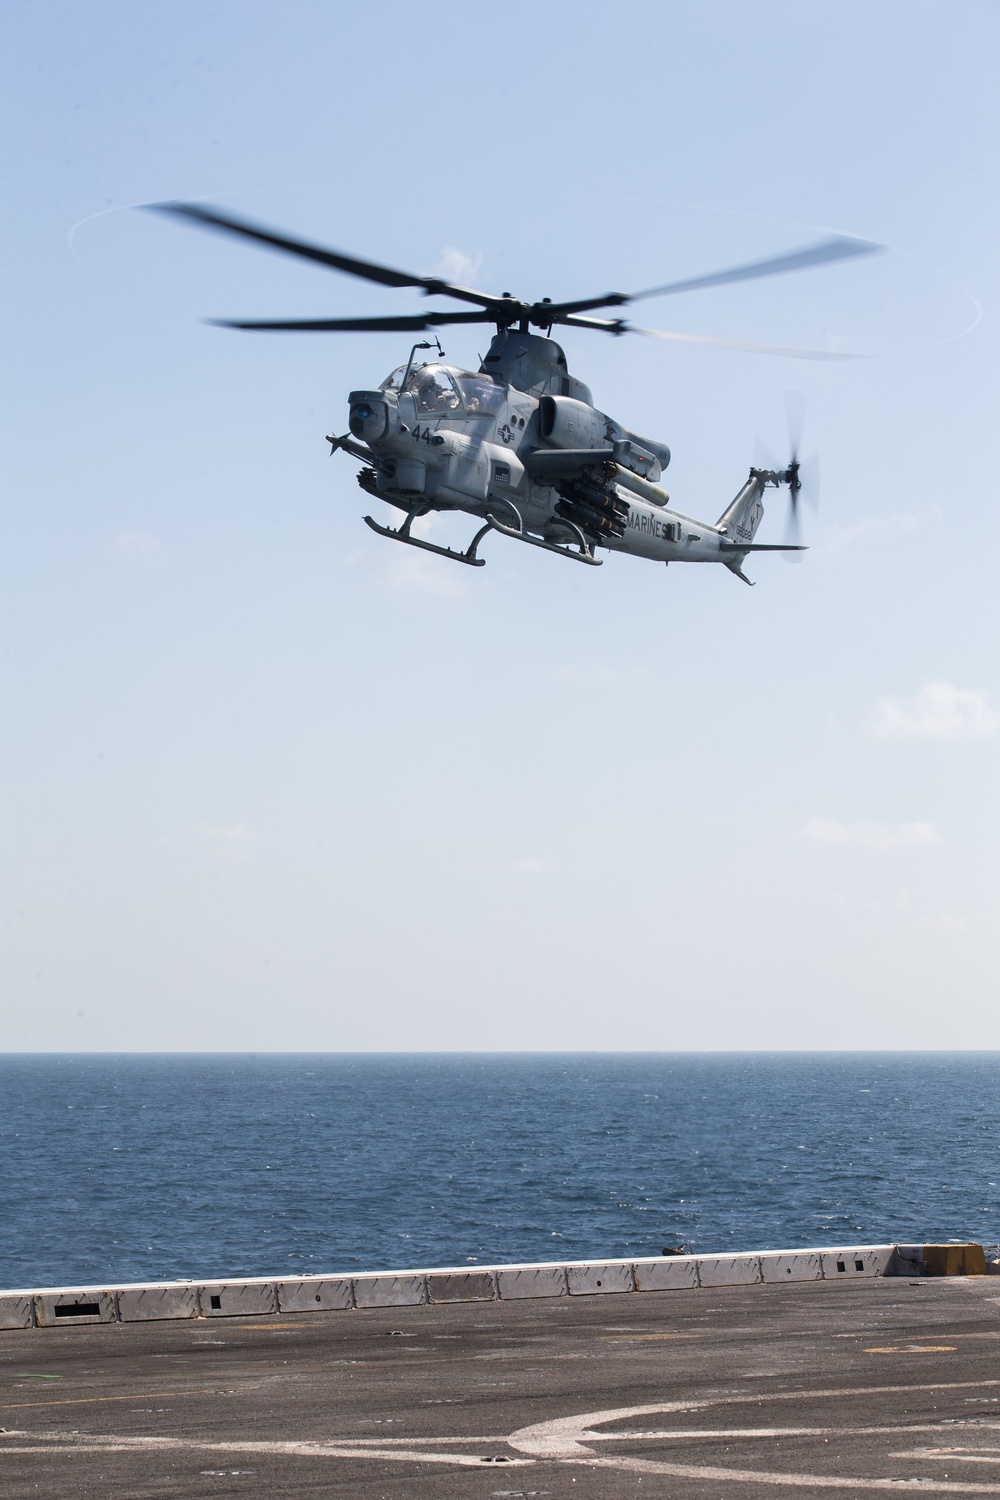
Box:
[1,0,997,1051]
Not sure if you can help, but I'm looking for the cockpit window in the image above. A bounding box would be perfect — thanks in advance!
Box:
[379,363,462,412]
[379,363,506,416]
[379,365,408,393]
[410,365,462,413]
[455,374,506,417]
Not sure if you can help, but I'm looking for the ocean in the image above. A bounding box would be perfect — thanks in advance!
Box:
[1,1053,998,1290]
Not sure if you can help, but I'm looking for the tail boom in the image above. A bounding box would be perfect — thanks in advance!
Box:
[716,474,767,545]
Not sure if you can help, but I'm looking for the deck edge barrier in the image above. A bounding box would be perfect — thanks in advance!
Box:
[1,1243,992,1331]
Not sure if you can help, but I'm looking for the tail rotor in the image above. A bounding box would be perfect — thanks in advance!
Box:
[781,391,819,550]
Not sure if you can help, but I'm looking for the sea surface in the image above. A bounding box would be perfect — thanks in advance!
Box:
[1,1053,998,1289]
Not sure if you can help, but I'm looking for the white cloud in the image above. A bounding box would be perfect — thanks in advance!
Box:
[871,681,1000,741]
[432,246,483,283]
[803,818,942,851]
[376,546,472,601]
[370,510,473,600]
[114,530,163,564]
[156,823,261,864]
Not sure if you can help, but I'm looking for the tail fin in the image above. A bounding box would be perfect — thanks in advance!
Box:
[717,475,765,545]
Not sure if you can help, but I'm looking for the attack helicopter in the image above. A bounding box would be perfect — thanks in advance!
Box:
[150,203,880,583]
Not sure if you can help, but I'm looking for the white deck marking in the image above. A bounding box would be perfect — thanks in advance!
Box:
[584,1424,1000,1442]
[509,1382,1000,1458]
[0,1430,530,1468]
[507,1382,1000,1491]
[583,1454,1000,1490]
[8,1378,1000,1488]
[892,1450,1000,1465]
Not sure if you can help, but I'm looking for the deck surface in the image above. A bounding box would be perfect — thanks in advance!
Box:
[3,1276,1000,1497]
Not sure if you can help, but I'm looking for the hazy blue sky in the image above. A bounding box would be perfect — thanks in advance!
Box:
[2,1,997,1050]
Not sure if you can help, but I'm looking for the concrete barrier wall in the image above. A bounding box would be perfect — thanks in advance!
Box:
[118,1285,199,1323]
[0,1295,35,1330]
[633,1257,699,1292]
[276,1277,353,1313]
[34,1289,118,1327]
[567,1262,635,1295]
[760,1251,823,1283]
[199,1282,277,1317]
[0,1243,988,1331]
[353,1274,426,1308]
[427,1270,497,1303]
[697,1254,762,1287]
[823,1246,896,1279]
[496,1265,567,1299]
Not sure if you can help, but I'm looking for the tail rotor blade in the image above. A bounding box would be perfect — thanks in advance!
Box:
[778,392,814,557]
[784,390,808,457]
[797,452,821,511]
[784,485,802,546]
[782,470,806,560]
[754,432,779,471]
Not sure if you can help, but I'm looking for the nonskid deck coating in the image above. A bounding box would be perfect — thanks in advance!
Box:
[3,1275,1000,1497]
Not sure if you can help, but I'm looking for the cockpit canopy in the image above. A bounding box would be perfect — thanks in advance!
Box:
[380,363,506,418]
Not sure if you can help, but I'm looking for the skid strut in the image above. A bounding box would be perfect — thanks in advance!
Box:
[363,498,602,569]
[485,497,602,566]
[362,508,491,567]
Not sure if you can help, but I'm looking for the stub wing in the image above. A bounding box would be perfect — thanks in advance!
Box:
[525,449,616,482]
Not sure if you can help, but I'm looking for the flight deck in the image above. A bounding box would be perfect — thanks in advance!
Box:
[3,1249,1000,1497]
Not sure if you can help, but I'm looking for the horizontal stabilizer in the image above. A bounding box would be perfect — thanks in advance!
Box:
[720,541,807,552]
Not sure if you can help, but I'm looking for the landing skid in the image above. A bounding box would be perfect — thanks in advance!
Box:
[363,509,490,567]
[486,498,602,566]
[363,498,603,568]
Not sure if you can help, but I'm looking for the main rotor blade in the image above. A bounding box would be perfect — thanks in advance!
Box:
[630,235,883,301]
[558,312,865,358]
[540,236,883,321]
[629,326,867,361]
[557,314,629,332]
[147,202,498,309]
[206,310,495,333]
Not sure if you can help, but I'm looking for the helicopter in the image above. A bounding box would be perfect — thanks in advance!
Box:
[150,203,881,583]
